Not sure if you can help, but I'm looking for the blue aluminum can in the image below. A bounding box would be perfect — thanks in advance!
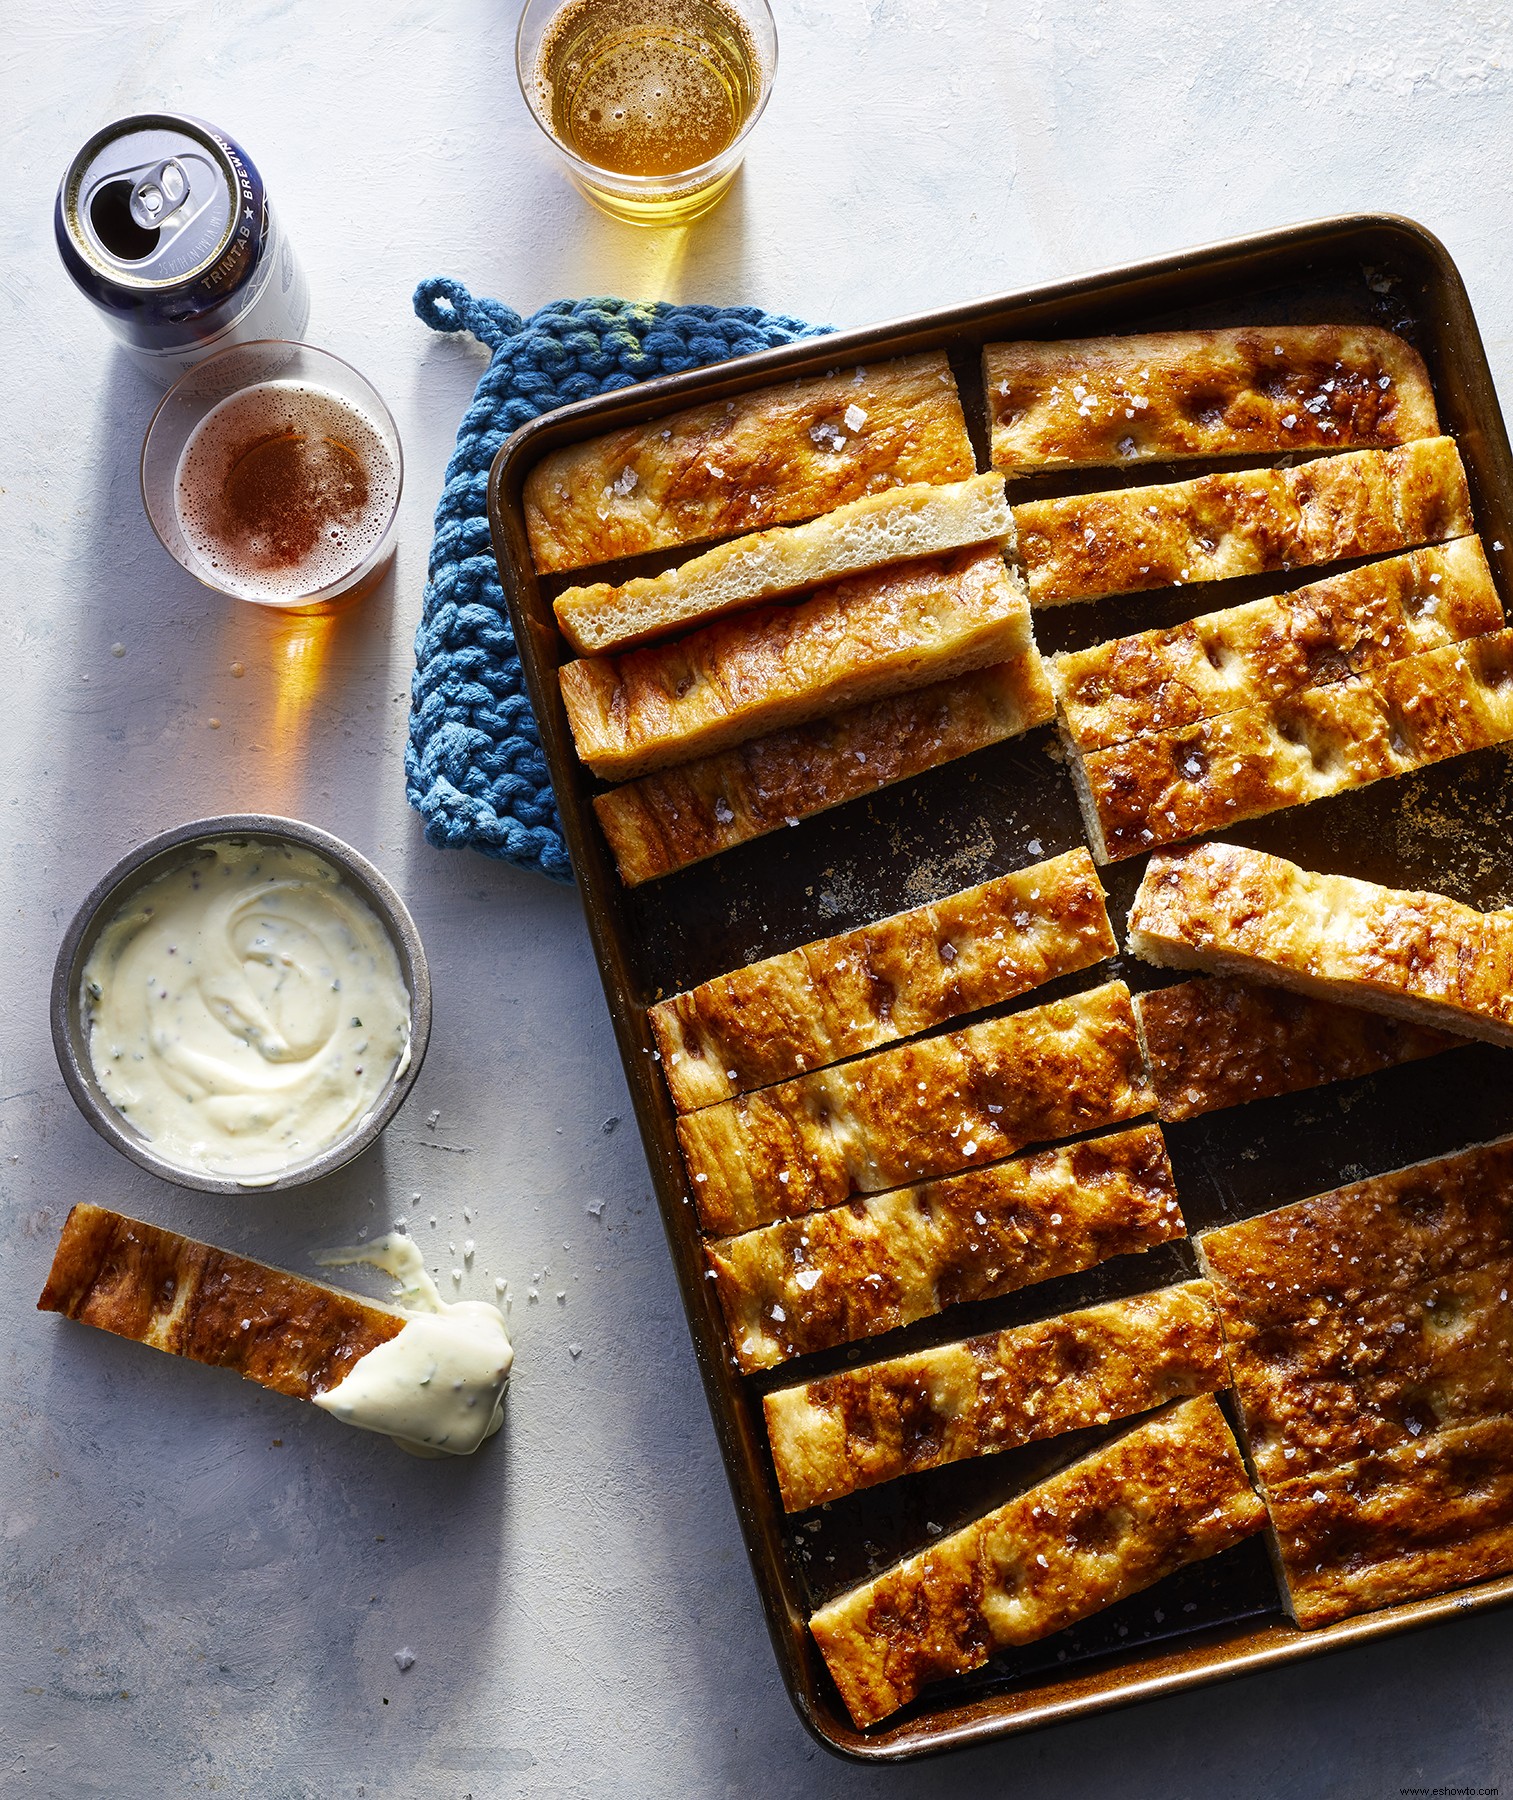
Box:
[55,113,311,382]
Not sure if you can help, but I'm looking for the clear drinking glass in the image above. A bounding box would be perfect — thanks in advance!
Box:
[516,0,778,226]
[141,341,403,612]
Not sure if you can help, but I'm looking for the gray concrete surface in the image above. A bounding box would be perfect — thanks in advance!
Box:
[4,1,1513,1794]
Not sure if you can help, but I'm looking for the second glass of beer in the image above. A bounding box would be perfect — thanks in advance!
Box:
[141,342,403,611]
[517,0,778,225]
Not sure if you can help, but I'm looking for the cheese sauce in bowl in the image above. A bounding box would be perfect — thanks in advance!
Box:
[54,817,431,1192]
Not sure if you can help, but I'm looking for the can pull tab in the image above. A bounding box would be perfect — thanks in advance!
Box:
[129,159,190,230]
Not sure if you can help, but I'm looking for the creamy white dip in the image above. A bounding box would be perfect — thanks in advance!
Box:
[81,838,411,1183]
[313,1235,512,1456]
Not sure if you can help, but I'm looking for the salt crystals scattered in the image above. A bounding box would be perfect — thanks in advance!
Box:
[843,403,868,432]
[569,1343,582,1358]
[394,1648,416,1672]
[795,1269,821,1291]
[612,465,638,497]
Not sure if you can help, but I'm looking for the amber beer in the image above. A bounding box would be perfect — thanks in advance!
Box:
[174,381,400,606]
[521,0,775,224]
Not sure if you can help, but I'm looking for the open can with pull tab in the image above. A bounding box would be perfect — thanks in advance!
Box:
[55,112,311,382]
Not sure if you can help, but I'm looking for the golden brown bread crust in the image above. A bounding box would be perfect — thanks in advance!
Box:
[984,326,1439,474]
[1127,841,1513,1047]
[1052,538,1501,754]
[707,1124,1183,1371]
[36,1203,404,1402]
[558,546,1032,780]
[552,473,1013,654]
[809,1395,1265,1728]
[1072,628,1513,861]
[679,979,1152,1236]
[593,652,1054,886]
[1196,1138,1513,1627]
[1264,1418,1513,1628]
[524,353,977,574]
[763,1281,1226,1512]
[1134,976,1461,1122]
[649,849,1116,1112]
[1014,437,1473,606]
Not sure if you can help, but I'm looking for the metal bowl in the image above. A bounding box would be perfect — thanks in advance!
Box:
[51,814,432,1194]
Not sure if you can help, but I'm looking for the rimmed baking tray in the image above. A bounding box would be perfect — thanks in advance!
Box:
[487,214,1513,1760]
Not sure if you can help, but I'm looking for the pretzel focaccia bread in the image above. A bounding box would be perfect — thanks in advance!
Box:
[1134,976,1461,1122]
[559,545,1032,780]
[1052,537,1501,755]
[764,1281,1225,1511]
[1196,1138,1513,1626]
[553,473,1012,654]
[524,353,976,574]
[1070,628,1513,861]
[1014,436,1471,606]
[708,1124,1183,1371]
[594,652,1054,886]
[984,326,1438,475]
[37,1203,404,1401]
[810,1395,1265,1728]
[1127,842,1513,1048]
[680,979,1151,1235]
[650,848,1115,1112]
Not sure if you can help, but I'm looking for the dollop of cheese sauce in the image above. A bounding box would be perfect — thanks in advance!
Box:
[312,1235,512,1457]
[81,838,411,1183]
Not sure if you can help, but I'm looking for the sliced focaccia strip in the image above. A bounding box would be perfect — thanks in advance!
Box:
[559,545,1032,780]
[984,325,1438,475]
[1052,538,1500,755]
[1014,437,1472,607]
[37,1202,405,1402]
[524,353,977,574]
[810,1394,1265,1728]
[1195,1139,1513,1486]
[1264,1417,1513,1628]
[680,979,1151,1235]
[1071,629,1513,862]
[593,651,1055,886]
[650,849,1115,1112]
[764,1281,1225,1511]
[708,1124,1182,1371]
[553,473,1013,654]
[1195,1139,1513,1626]
[1127,841,1513,1047]
[1134,976,1462,1122]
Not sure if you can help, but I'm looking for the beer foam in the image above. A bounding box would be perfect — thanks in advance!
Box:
[174,381,399,602]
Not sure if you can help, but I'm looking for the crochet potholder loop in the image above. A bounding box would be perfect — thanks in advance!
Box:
[406,278,829,882]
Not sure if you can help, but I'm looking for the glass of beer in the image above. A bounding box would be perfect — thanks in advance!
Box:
[141,341,403,611]
[517,0,777,225]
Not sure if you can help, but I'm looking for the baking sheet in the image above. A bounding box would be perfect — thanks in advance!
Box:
[488,215,1513,1759]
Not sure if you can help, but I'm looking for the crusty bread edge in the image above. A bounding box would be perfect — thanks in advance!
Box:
[1125,912,1513,1050]
[554,474,1015,655]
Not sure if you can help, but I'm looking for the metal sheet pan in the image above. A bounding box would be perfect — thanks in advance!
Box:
[486,215,1513,1760]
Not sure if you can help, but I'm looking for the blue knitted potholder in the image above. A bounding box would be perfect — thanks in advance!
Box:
[407,279,831,882]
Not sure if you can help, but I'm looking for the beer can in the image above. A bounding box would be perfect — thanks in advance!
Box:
[55,113,311,382]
